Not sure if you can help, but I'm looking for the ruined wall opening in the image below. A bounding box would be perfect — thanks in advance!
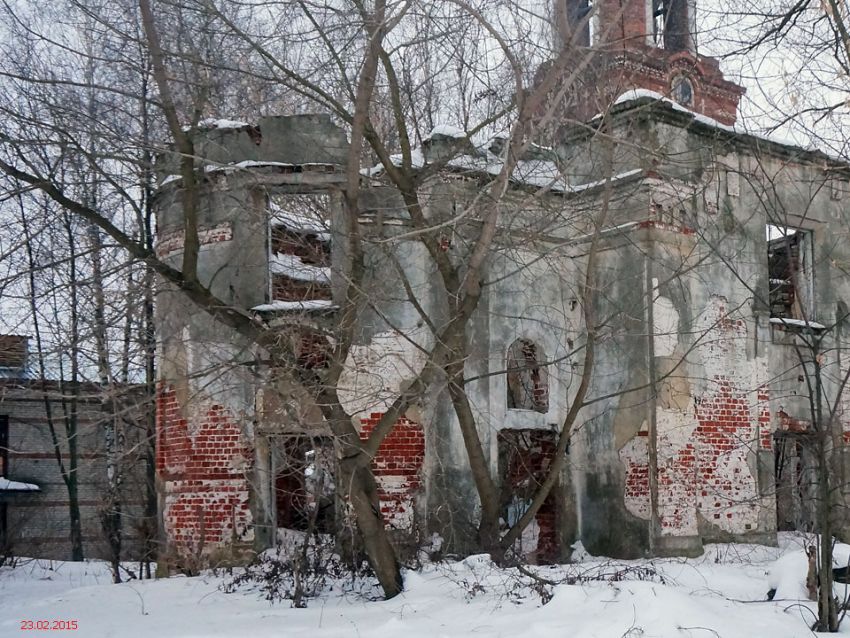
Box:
[497,429,561,564]
[565,0,594,47]
[767,224,814,321]
[650,0,691,51]
[506,339,549,413]
[774,429,817,532]
[272,435,337,534]
[268,193,332,303]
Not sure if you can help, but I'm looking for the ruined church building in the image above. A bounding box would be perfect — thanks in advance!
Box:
[154,0,850,565]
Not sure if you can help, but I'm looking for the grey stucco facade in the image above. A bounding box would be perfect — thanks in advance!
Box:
[153,98,850,566]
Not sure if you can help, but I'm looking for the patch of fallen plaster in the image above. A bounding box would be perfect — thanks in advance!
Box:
[620,295,766,537]
[653,279,679,358]
[338,328,430,418]
[656,406,700,537]
[619,429,651,521]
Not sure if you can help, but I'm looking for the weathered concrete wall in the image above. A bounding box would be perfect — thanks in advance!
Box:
[0,382,147,560]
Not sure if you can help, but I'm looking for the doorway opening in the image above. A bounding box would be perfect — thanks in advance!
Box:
[498,429,562,564]
[272,435,337,534]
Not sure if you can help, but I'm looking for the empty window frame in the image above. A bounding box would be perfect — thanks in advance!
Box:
[506,339,549,413]
[650,0,690,51]
[268,194,332,302]
[565,0,594,47]
[767,224,814,321]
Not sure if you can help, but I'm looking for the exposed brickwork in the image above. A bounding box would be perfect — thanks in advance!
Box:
[778,409,810,433]
[621,299,765,538]
[758,388,772,450]
[359,413,424,530]
[623,430,650,518]
[156,384,253,554]
[156,222,233,258]
[692,376,761,530]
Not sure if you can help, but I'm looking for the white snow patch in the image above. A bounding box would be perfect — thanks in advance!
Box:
[423,124,466,140]
[0,477,39,491]
[769,317,826,330]
[567,168,644,193]
[613,89,738,134]
[611,89,847,158]
[0,537,832,638]
[251,300,336,312]
[205,160,295,173]
[197,118,250,130]
[270,253,330,284]
[270,195,331,239]
[158,174,182,187]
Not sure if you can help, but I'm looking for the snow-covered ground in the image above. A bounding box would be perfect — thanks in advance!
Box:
[2,534,849,637]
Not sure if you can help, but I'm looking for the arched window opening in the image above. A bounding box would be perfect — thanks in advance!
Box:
[506,339,549,413]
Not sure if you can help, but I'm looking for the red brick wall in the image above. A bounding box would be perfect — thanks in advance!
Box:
[621,378,770,536]
[156,384,253,556]
[359,413,425,530]
[692,376,763,529]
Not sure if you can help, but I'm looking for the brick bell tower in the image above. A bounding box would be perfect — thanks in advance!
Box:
[550,0,744,125]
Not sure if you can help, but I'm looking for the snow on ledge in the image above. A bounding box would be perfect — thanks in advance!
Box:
[252,300,337,312]
[183,118,250,131]
[270,199,331,238]
[610,89,842,157]
[769,317,826,331]
[205,160,295,173]
[423,124,466,141]
[612,89,736,134]
[270,253,331,284]
[0,477,40,491]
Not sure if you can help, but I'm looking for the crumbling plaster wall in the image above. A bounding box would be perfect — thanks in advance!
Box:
[607,109,850,554]
[155,115,350,563]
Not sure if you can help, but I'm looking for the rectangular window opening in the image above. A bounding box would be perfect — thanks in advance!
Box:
[651,0,690,51]
[268,193,332,303]
[566,0,593,47]
[767,224,814,321]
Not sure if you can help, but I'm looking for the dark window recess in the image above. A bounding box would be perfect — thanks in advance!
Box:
[506,339,549,413]
[274,436,336,534]
[652,0,690,51]
[768,227,810,320]
[268,195,332,303]
[774,431,817,532]
[0,415,8,555]
[0,415,7,477]
[498,429,560,564]
[565,0,592,47]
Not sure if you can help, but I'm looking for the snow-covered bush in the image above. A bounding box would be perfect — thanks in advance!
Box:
[221,530,376,607]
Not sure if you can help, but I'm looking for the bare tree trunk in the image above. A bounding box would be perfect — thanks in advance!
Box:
[338,450,403,598]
